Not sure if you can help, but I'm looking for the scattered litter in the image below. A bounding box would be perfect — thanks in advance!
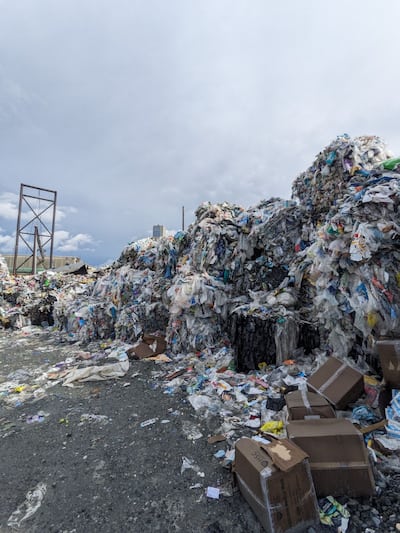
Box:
[26,413,46,424]
[3,133,400,532]
[140,417,158,428]
[207,434,226,444]
[213,449,226,459]
[93,459,106,483]
[7,482,47,529]
[182,420,203,441]
[80,413,110,425]
[319,495,350,530]
[189,483,203,490]
[206,486,220,500]
[181,456,201,475]
[260,420,284,435]
[147,354,172,363]
[62,359,129,387]
[385,390,400,440]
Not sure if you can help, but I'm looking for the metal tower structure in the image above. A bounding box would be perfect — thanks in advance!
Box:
[13,184,57,275]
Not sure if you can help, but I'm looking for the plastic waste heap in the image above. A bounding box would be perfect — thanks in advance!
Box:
[1,134,400,373]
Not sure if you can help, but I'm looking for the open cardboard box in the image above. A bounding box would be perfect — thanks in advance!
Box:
[234,437,319,533]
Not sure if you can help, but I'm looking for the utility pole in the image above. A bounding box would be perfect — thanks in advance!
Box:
[182,206,185,232]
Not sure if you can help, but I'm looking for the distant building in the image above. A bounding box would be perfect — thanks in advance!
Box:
[153,225,166,238]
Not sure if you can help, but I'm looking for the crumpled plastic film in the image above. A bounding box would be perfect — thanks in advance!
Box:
[292,134,392,221]
[294,162,400,358]
[166,272,231,353]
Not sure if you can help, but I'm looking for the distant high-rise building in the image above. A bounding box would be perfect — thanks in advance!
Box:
[153,224,166,238]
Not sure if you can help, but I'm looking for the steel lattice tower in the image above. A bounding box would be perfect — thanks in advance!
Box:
[13,184,57,275]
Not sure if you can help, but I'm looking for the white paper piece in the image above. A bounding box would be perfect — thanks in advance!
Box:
[206,486,220,499]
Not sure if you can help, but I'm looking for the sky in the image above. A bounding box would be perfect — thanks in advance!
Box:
[1,0,400,267]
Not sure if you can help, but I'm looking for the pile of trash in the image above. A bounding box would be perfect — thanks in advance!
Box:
[290,146,400,361]
[2,131,400,533]
[1,135,400,377]
[292,134,393,221]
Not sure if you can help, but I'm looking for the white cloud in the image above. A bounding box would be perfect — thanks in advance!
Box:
[0,232,15,252]
[55,232,97,253]
[0,193,19,220]
[0,192,74,226]
[1,0,400,266]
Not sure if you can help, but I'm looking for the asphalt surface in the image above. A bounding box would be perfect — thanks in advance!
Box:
[2,328,400,533]
[0,328,263,533]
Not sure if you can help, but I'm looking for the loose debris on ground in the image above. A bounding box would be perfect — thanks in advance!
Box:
[1,135,400,532]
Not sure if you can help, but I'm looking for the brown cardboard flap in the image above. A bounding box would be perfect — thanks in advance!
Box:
[261,439,309,472]
[127,334,167,360]
[376,340,400,387]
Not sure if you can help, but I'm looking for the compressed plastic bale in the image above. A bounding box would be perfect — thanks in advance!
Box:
[274,315,299,365]
[230,311,278,371]
[293,163,400,357]
[292,135,392,221]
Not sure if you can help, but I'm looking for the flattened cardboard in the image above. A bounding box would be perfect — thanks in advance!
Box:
[285,390,336,420]
[376,339,400,387]
[287,419,375,497]
[307,356,364,409]
[234,437,319,533]
[127,334,167,360]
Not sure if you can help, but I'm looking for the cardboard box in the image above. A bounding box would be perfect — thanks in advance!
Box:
[307,356,364,409]
[287,419,375,497]
[127,334,167,360]
[375,339,400,387]
[234,437,319,533]
[285,389,336,420]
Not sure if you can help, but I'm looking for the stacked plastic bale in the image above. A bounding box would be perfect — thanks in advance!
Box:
[165,200,297,356]
[232,198,307,293]
[229,285,300,371]
[165,197,310,362]
[52,273,104,341]
[290,136,400,362]
[162,203,243,354]
[0,272,58,329]
[230,135,396,370]
[117,235,188,335]
[53,235,187,343]
[188,201,245,282]
[227,199,312,370]
[165,269,231,354]
[292,134,392,222]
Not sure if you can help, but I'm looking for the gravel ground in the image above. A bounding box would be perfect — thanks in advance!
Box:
[1,328,400,533]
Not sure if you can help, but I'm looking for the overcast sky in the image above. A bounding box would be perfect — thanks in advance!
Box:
[1,0,399,266]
